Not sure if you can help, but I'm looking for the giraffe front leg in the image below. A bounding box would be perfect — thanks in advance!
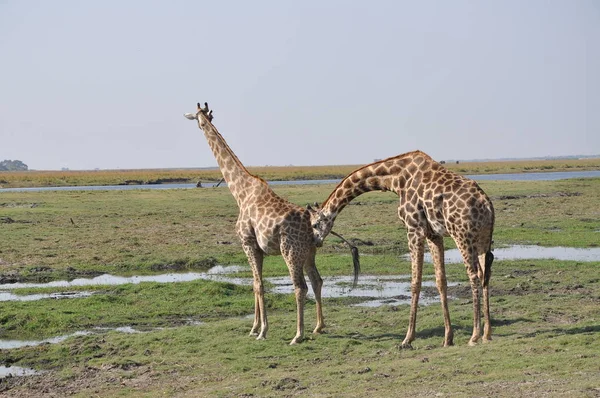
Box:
[242,243,267,340]
[468,273,482,346]
[249,292,260,336]
[305,252,325,334]
[401,233,425,349]
[290,284,308,345]
[283,247,308,345]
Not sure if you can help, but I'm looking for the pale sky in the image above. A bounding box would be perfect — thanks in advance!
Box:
[1,1,599,170]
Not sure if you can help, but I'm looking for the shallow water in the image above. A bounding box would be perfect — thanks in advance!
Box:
[0,323,203,350]
[0,272,433,306]
[1,170,598,193]
[0,366,40,378]
[0,266,248,291]
[420,245,600,264]
[0,291,94,302]
[0,331,93,350]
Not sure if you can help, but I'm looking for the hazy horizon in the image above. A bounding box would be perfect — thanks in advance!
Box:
[10,153,600,172]
[1,1,599,170]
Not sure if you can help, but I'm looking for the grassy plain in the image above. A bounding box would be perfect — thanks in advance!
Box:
[1,177,599,396]
[1,157,599,188]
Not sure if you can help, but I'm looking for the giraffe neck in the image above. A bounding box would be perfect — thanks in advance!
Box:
[321,151,430,219]
[200,121,258,204]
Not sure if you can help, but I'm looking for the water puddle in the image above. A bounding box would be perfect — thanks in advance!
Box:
[417,245,600,264]
[267,274,451,307]
[0,269,444,306]
[0,291,94,302]
[0,266,248,291]
[0,325,160,350]
[0,366,40,378]
[0,331,92,350]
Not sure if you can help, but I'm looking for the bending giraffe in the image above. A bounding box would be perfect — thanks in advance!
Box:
[308,150,494,347]
[184,103,358,344]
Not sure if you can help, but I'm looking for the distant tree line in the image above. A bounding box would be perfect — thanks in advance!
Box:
[0,159,28,171]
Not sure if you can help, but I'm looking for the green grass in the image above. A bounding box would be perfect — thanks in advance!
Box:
[1,178,599,396]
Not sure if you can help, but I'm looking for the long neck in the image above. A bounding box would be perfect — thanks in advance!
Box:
[200,120,258,204]
[321,152,424,218]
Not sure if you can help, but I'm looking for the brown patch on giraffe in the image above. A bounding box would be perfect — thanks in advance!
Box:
[373,164,388,176]
[388,164,402,175]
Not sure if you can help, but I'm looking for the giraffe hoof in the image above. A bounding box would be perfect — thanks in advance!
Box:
[442,340,454,347]
[290,336,303,345]
[312,326,325,334]
[400,341,413,350]
[483,337,492,343]
[468,339,479,346]
[249,331,259,337]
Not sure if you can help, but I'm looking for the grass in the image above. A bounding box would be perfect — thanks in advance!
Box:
[0,177,599,396]
[1,157,599,188]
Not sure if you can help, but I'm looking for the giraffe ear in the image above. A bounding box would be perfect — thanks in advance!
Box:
[184,113,197,120]
[306,204,313,211]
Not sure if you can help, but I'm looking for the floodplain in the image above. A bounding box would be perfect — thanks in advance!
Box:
[0,166,599,397]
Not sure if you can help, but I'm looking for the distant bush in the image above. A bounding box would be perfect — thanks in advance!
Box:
[0,159,28,171]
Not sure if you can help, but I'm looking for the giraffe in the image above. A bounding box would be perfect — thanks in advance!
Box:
[308,150,495,348]
[184,102,358,344]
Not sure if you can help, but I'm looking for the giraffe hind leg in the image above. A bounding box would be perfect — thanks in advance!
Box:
[401,232,425,349]
[480,251,493,342]
[426,235,453,347]
[456,241,482,346]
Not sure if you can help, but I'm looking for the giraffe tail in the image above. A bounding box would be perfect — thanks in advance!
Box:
[351,246,361,288]
[484,250,493,288]
[330,230,361,287]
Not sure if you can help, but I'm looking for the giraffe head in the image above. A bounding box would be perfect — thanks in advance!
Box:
[184,102,214,128]
[306,203,336,247]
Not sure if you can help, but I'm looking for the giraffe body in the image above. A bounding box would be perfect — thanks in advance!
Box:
[310,150,495,347]
[185,103,324,344]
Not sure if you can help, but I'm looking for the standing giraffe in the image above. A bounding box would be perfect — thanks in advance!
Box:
[309,150,494,347]
[184,102,358,344]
